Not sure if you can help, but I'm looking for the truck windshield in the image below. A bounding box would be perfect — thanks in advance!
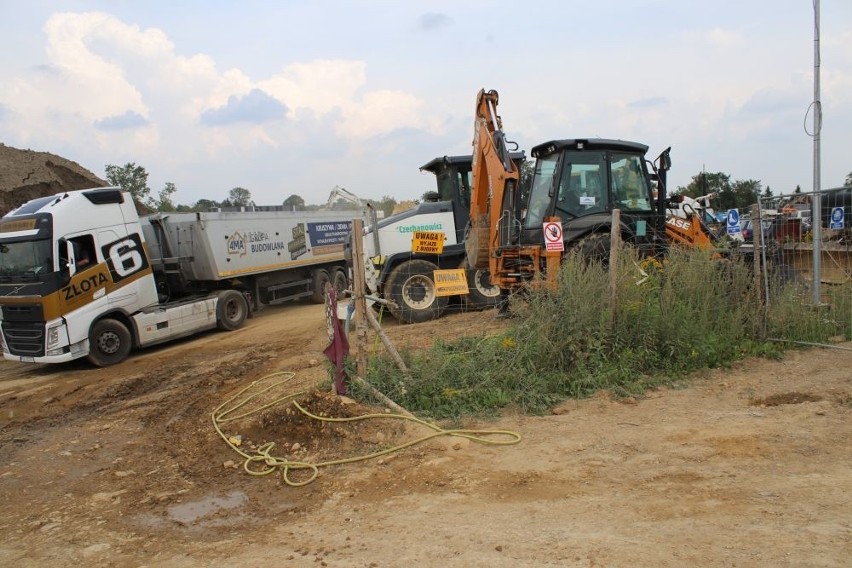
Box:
[0,239,54,280]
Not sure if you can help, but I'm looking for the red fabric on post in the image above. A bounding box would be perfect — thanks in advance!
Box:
[323,289,350,395]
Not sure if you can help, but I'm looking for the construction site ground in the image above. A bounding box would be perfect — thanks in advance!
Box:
[0,303,850,567]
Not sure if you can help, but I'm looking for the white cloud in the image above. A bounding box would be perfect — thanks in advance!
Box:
[42,12,148,119]
[704,27,744,50]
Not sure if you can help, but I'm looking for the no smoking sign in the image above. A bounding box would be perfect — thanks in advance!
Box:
[543,221,564,252]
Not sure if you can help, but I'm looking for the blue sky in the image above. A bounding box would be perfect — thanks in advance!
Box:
[1,1,850,207]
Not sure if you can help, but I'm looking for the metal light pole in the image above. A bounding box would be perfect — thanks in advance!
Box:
[811,0,822,305]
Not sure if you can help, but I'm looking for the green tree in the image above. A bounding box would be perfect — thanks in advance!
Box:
[732,179,762,210]
[193,198,221,211]
[228,187,253,207]
[283,194,305,210]
[678,171,734,208]
[762,186,774,198]
[154,182,178,212]
[795,184,802,194]
[105,163,151,205]
[376,195,398,219]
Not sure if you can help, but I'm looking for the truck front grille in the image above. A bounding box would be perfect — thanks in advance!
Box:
[2,321,45,357]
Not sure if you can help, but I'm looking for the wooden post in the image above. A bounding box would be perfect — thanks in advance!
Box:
[609,209,621,329]
[365,307,412,381]
[350,218,369,380]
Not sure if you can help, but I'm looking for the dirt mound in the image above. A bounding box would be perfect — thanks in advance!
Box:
[0,143,107,215]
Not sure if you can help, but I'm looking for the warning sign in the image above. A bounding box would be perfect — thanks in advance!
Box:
[543,221,564,252]
[412,231,445,254]
[434,269,468,296]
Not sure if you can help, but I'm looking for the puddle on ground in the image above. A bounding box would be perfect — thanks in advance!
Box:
[168,490,247,524]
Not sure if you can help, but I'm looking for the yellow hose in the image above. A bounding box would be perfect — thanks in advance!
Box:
[212,371,522,487]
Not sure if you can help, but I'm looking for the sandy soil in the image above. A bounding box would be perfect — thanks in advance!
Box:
[0,302,850,567]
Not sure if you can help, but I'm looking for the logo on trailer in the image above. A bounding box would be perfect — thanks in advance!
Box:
[227,231,247,257]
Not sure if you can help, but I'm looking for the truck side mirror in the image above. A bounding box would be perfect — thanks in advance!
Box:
[57,238,73,283]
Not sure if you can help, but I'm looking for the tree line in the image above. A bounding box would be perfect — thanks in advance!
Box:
[674,169,852,212]
[104,162,401,218]
[106,162,852,219]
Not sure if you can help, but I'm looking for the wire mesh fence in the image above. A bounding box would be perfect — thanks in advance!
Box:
[751,188,852,346]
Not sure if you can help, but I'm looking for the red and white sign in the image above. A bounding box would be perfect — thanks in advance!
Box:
[543,221,564,251]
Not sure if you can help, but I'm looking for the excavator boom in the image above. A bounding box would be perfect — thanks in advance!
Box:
[466,89,521,277]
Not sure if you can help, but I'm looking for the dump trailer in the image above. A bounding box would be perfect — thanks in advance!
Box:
[0,188,361,366]
[353,152,524,324]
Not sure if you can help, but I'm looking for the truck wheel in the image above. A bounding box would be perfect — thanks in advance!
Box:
[461,267,501,309]
[311,269,331,304]
[88,318,132,367]
[331,268,348,296]
[217,290,248,331]
[386,259,447,324]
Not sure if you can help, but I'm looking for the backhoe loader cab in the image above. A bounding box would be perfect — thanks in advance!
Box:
[520,138,666,255]
[420,153,525,244]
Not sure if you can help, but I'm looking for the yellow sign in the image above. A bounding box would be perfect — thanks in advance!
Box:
[412,231,445,254]
[434,269,468,296]
[0,219,37,233]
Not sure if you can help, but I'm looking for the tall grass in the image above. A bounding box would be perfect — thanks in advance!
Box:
[352,247,852,419]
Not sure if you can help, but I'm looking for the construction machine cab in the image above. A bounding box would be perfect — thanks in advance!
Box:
[419,152,525,245]
[519,139,665,254]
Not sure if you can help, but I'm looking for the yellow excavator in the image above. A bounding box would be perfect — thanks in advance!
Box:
[465,88,724,295]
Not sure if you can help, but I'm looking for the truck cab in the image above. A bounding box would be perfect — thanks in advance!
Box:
[0,188,159,364]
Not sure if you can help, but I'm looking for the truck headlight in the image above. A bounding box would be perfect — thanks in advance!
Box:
[46,323,65,351]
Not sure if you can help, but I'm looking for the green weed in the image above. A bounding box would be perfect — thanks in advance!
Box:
[355,246,852,419]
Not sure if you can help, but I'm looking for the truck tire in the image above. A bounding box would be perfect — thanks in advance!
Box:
[88,318,132,367]
[385,259,447,324]
[461,267,501,309]
[216,290,248,331]
[311,269,331,304]
[331,268,348,296]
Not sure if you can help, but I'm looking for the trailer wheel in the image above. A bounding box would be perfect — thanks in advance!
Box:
[460,267,501,309]
[331,268,348,296]
[87,318,132,367]
[311,269,331,304]
[385,259,447,324]
[216,290,248,331]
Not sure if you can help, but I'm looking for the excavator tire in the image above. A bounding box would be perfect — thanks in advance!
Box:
[460,266,501,309]
[573,233,613,267]
[385,259,448,324]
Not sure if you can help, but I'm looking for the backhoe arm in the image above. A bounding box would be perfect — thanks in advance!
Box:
[466,89,520,271]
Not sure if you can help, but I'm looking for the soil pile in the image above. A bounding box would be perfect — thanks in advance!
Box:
[0,143,106,215]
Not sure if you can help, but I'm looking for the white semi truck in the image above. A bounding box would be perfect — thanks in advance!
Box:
[0,187,363,366]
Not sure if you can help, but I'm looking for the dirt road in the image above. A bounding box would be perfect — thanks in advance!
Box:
[1,303,850,567]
